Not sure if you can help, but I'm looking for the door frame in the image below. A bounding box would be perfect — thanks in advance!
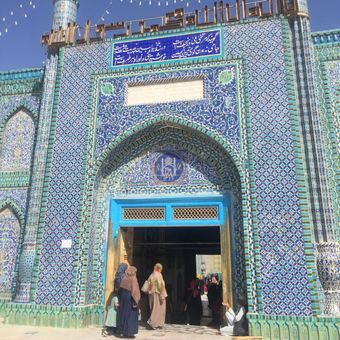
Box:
[104,194,233,308]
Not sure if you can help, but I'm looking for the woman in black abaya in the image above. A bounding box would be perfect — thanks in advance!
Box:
[117,266,141,338]
[184,279,203,326]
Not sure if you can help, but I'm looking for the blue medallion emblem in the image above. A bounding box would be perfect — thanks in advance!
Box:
[154,153,184,184]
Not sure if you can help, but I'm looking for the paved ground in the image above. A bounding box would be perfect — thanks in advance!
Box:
[0,324,231,340]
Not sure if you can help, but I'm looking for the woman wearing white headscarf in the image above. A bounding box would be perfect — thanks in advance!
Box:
[146,263,167,330]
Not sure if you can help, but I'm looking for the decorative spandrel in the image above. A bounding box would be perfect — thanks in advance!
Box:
[96,62,240,156]
[111,29,222,67]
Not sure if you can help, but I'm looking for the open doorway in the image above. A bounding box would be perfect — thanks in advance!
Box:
[131,226,222,325]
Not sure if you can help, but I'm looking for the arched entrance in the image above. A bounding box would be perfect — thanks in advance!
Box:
[0,203,23,301]
[80,121,250,321]
[109,195,232,324]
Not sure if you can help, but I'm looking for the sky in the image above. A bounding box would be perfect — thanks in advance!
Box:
[0,0,339,71]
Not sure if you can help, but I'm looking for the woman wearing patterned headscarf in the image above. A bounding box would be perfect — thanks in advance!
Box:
[146,263,167,330]
[117,266,141,338]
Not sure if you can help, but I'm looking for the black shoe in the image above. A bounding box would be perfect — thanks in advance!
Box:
[146,323,155,330]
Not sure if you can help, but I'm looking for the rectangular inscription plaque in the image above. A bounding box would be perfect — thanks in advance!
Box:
[127,79,204,106]
[111,29,222,67]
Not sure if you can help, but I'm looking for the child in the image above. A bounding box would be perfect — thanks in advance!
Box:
[102,289,119,337]
[219,295,249,336]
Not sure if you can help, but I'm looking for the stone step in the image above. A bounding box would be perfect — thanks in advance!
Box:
[231,337,263,340]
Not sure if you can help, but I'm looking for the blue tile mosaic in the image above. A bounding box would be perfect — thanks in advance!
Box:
[0,111,35,172]
[87,135,245,306]
[33,17,314,318]
[0,189,29,214]
[96,63,240,155]
[0,188,29,300]
[0,95,40,125]
[35,44,110,306]
[223,19,312,315]
[0,208,20,299]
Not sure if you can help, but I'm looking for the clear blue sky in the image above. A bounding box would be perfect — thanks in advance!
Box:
[0,0,339,71]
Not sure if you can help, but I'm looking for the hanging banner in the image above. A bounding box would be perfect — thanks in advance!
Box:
[111,29,222,67]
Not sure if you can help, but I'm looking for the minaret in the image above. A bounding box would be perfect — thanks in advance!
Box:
[294,0,309,15]
[285,0,339,316]
[52,0,79,30]
[279,0,309,16]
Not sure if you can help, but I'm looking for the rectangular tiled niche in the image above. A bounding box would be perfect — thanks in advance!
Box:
[127,78,204,106]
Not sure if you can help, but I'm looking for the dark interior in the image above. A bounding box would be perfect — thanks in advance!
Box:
[131,226,221,324]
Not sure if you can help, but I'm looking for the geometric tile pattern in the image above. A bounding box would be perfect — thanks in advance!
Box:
[324,60,340,242]
[35,44,110,306]
[16,56,59,304]
[96,63,240,155]
[85,129,245,308]
[223,19,312,316]
[109,147,222,194]
[33,17,313,318]
[0,110,34,172]
[0,72,42,303]
[313,39,340,315]
[0,189,28,214]
[0,208,20,299]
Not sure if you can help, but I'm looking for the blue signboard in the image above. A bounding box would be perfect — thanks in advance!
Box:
[111,29,222,67]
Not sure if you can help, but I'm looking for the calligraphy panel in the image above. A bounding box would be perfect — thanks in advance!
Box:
[111,29,222,67]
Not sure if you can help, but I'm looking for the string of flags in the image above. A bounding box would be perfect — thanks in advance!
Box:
[98,0,204,24]
[0,0,38,38]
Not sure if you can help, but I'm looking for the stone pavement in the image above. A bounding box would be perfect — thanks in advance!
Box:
[0,324,232,340]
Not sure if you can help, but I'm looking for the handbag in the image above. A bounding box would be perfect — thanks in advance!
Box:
[141,280,150,293]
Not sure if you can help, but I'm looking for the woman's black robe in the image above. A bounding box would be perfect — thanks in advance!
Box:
[118,288,139,337]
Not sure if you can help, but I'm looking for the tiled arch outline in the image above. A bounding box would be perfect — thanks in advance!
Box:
[89,124,244,307]
[0,103,38,151]
[82,121,247,305]
[96,114,242,172]
[73,58,261,313]
[0,199,26,300]
[0,104,38,183]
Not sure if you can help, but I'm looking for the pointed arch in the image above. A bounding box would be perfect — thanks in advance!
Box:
[74,118,256,310]
[94,115,243,177]
[0,199,24,300]
[0,199,25,225]
[0,102,38,126]
[0,108,35,172]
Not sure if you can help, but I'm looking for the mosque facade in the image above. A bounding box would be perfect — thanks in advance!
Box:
[0,0,339,338]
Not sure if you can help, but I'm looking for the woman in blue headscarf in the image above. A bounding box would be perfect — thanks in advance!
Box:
[103,263,129,336]
[115,263,129,290]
